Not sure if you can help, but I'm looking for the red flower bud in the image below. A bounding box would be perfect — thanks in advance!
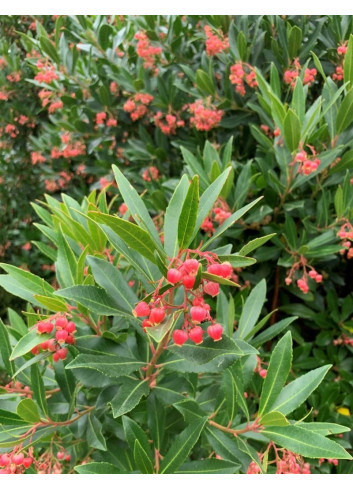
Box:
[55,317,68,329]
[207,263,223,276]
[40,341,49,350]
[182,274,196,289]
[207,323,223,341]
[55,330,68,344]
[53,352,60,362]
[133,301,150,317]
[37,321,48,334]
[183,259,199,274]
[190,306,207,323]
[188,326,203,344]
[23,457,33,469]
[66,334,75,345]
[13,453,24,465]
[167,268,182,284]
[203,281,220,297]
[149,308,166,324]
[220,262,232,278]
[31,346,40,355]
[173,329,188,346]
[57,347,68,360]
[47,339,57,352]
[65,321,76,333]
[259,369,267,378]
[57,452,64,460]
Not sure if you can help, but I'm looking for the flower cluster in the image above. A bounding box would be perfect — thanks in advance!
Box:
[285,256,323,294]
[95,111,118,128]
[283,58,317,88]
[0,449,33,474]
[201,198,232,236]
[34,61,58,84]
[338,222,353,259]
[333,334,353,347]
[133,251,237,346]
[31,151,46,165]
[51,132,86,160]
[31,313,76,362]
[204,25,229,56]
[154,111,185,135]
[189,99,224,131]
[229,62,257,96]
[135,31,162,70]
[260,124,281,139]
[123,92,154,121]
[247,447,310,474]
[292,149,320,175]
[142,166,160,182]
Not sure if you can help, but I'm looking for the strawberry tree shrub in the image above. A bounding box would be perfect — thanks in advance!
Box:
[0,167,352,475]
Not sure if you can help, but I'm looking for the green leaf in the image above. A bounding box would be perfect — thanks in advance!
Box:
[160,417,208,473]
[336,89,353,134]
[169,336,257,365]
[260,411,289,427]
[236,279,266,340]
[288,26,302,59]
[147,393,165,450]
[180,146,209,188]
[164,175,189,257]
[202,197,263,250]
[30,363,48,416]
[122,415,152,457]
[178,175,199,250]
[39,35,60,64]
[86,256,138,312]
[344,34,353,90]
[217,255,256,268]
[33,295,68,313]
[261,425,352,459]
[86,413,107,451]
[194,168,231,239]
[134,439,154,474]
[238,233,276,256]
[112,165,163,251]
[147,311,181,344]
[173,399,206,423]
[283,109,301,152]
[251,317,297,348]
[295,422,350,436]
[269,364,331,415]
[16,398,41,423]
[10,330,50,360]
[0,318,14,376]
[66,354,145,378]
[98,23,113,50]
[109,379,149,418]
[54,285,130,317]
[227,361,249,420]
[292,77,305,123]
[0,409,29,426]
[176,459,240,474]
[205,426,253,470]
[201,272,239,287]
[259,331,292,416]
[89,212,158,264]
[75,462,123,474]
[195,69,215,96]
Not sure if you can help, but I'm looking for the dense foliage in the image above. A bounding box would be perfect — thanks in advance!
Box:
[1,15,353,475]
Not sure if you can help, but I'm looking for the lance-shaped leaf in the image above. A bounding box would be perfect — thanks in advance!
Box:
[109,378,149,418]
[238,233,276,256]
[283,108,301,152]
[10,330,50,360]
[344,34,353,90]
[0,410,29,426]
[89,211,157,264]
[178,175,199,250]
[54,285,131,317]
[176,459,240,474]
[86,413,107,451]
[66,354,145,378]
[259,331,292,416]
[134,439,154,474]
[336,89,353,134]
[17,398,41,423]
[160,417,208,474]
[169,336,257,365]
[260,411,289,427]
[164,174,189,257]
[75,462,123,474]
[0,318,14,376]
[112,164,163,251]
[261,425,352,459]
[235,279,266,340]
[30,363,48,416]
[86,255,138,312]
[269,364,331,415]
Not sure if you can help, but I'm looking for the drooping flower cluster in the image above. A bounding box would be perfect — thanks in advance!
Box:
[292,149,320,175]
[285,255,323,294]
[0,449,33,474]
[338,222,353,259]
[133,250,237,346]
[154,111,185,135]
[283,58,317,89]
[204,25,229,56]
[247,445,311,474]
[333,334,353,347]
[51,132,86,160]
[201,198,232,236]
[123,92,154,121]
[135,31,162,70]
[189,99,224,131]
[333,42,347,81]
[229,62,258,96]
[31,313,76,362]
